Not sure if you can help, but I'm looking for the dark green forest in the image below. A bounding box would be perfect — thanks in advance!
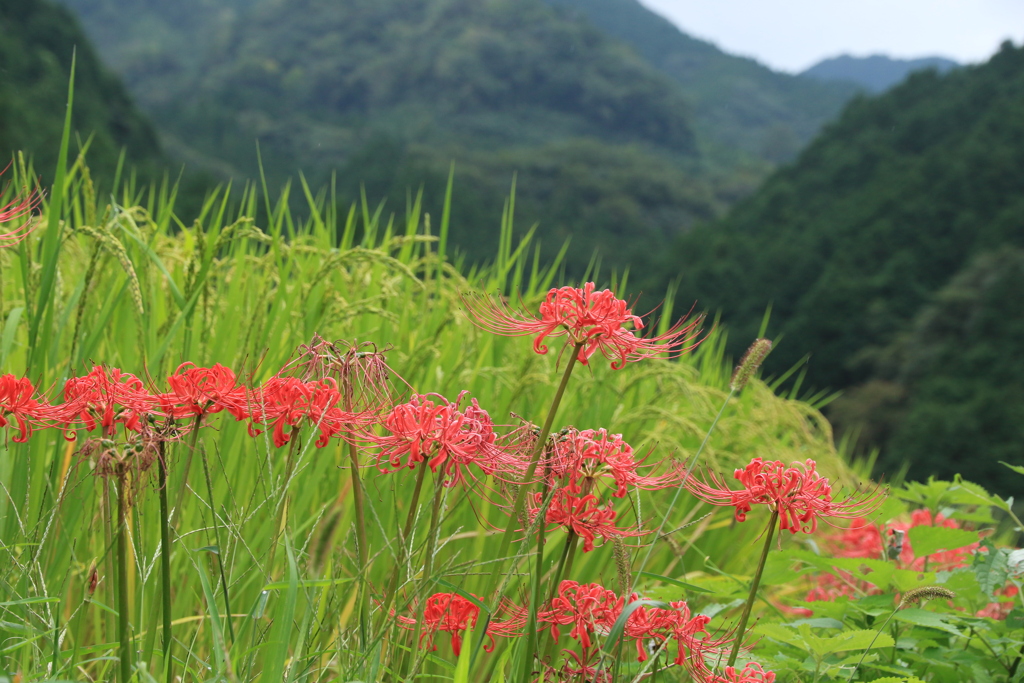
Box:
[0,0,160,181]
[660,42,1024,493]
[52,0,858,276]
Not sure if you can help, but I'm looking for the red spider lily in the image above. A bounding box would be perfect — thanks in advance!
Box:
[527,485,643,552]
[465,282,703,369]
[369,391,517,486]
[538,580,624,655]
[0,171,42,248]
[554,650,612,683]
[158,363,249,421]
[395,592,524,656]
[0,374,54,442]
[59,366,158,437]
[546,427,683,498]
[706,662,777,683]
[626,600,730,675]
[248,376,368,448]
[684,457,884,534]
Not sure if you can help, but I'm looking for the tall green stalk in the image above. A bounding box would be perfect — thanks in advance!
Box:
[473,340,584,663]
[156,441,174,683]
[267,426,302,576]
[377,461,430,630]
[405,473,446,679]
[635,386,735,580]
[200,443,235,642]
[344,390,371,649]
[116,475,132,683]
[727,509,778,668]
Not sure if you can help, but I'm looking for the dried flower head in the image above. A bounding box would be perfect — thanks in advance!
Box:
[0,374,53,442]
[465,282,703,369]
[685,457,884,534]
[288,336,398,411]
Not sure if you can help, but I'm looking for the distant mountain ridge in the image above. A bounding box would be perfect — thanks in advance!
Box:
[542,0,860,164]
[802,54,959,93]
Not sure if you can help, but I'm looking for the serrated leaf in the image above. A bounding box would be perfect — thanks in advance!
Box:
[755,623,807,649]
[894,608,963,636]
[907,525,978,559]
[785,617,844,629]
[972,540,1010,598]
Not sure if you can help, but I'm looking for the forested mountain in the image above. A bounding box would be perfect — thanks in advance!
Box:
[0,0,161,181]
[55,0,860,275]
[803,54,959,93]
[658,42,1024,492]
[543,0,860,164]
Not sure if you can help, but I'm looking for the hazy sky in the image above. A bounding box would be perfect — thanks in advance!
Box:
[638,0,1024,72]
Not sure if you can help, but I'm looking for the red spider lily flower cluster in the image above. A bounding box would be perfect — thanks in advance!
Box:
[538,580,732,678]
[395,592,524,656]
[685,457,884,534]
[0,375,53,442]
[466,282,703,369]
[0,361,380,451]
[248,376,370,448]
[369,391,518,486]
[158,362,249,421]
[0,168,42,249]
[527,486,642,552]
[707,663,777,683]
[59,366,156,437]
[546,427,683,499]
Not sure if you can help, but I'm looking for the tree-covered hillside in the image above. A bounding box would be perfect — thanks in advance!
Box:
[55,0,860,276]
[0,0,161,181]
[543,0,860,164]
[658,41,1024,492]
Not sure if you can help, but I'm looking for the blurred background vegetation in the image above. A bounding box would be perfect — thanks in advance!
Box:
[2,0,1022,495]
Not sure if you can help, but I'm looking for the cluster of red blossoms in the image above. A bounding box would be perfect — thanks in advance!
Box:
[467,282,703,369]
[685,457,884,534]
[804,510,1019,619]
[397,580,766,682]
[0,363,373,449]
[523,427,685,552]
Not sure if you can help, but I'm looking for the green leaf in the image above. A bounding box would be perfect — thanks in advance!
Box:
[972,540,1010,598]
[755,623,807,650]
[636,571,715,594]
[894,608,963,636]
[1000,461,1024,476]
[907,525,978,559]
[810,629,894,656]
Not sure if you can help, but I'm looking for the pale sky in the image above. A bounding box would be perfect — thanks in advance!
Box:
[638,0,1024,73]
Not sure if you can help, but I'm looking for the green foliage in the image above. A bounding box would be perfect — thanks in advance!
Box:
[658,42,1024,493]
[0,0,160,181]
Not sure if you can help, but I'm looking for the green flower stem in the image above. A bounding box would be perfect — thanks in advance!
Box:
[377,461,430,631]
[635,387,735,581]
[405,473,446,679]
[344,391,371,649]
[200,441,235,643]
[170,414,205,530]
[156,440,174,683]
[473,340,584,662]
[728,508,778,668]
[116,475,132,683]
[267,425,302,576]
